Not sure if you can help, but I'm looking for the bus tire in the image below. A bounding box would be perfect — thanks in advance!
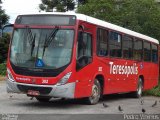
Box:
[36,96,51,102]
[132,77,143,98]
[85,79,101,105]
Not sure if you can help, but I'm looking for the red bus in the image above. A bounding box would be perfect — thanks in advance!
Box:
[6,13,159,104]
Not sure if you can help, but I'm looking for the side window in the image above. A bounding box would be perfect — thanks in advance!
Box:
[122,35,133,59]
[109,31,122,57]
[77,32,92,59]
[97,28,108,56]
[152,44,158,63]
[144,41,151,62]
[133,39,143,60]
[76,32,92,70]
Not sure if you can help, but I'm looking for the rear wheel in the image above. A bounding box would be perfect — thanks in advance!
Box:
[36,96,51,102]
[85,79,101,105]
[133,77,143,98]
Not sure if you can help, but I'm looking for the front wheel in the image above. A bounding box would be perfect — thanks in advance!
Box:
[85,79,101,105]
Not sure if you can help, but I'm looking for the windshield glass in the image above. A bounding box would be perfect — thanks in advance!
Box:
[10,28,74,69]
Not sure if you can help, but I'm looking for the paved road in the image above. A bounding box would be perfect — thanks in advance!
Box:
[0,81,160,115]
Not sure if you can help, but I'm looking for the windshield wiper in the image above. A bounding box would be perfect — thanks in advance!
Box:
[30,34,36,56]
[42,27,59,57]
[25,27,36,56]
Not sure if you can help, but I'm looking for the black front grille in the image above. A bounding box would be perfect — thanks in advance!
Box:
[11,62,68,77]
[17,85,52,95]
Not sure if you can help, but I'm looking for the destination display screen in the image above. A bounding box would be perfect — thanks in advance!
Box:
[15,15,76,26]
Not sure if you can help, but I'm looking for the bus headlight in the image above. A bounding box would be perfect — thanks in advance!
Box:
[7,68,15,82]
[57,72,72,85]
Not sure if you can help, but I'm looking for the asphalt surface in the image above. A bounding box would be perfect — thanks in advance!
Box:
[0,80,160,115]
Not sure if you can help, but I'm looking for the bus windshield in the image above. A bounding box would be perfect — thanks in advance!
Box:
[10,28,74,69]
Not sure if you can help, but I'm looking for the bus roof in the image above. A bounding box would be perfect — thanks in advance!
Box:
[19,12,159,44]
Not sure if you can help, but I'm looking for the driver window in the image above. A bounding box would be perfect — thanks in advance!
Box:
[77,32,92,59]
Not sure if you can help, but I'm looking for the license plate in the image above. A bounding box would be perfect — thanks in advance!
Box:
[27,90,40,96]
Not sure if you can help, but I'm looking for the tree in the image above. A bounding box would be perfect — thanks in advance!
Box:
[77,0,88,5]
[0,34,10,63]
[0,0,9,28]
[78,0,116,22]
[39,0,75,12]
[77,0,160,40]
[0,0,10,63]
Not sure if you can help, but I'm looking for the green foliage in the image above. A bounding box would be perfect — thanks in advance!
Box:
[0,9,9,26]
[0,34,10,63]
[143,82,160,97]
[39,0,75,12]
[0,62,6,76]
[0,1,9,27]
[78,0,88,5]
[77,0,160,40]
[78,0,116,21]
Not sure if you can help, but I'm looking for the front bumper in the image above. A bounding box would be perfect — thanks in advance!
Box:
[6,78,75,98]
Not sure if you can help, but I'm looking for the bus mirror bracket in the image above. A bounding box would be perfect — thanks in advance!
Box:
[78,25,85,31]
[1,24,14,37]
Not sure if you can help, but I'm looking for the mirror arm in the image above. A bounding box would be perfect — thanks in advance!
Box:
[2,24,14,37]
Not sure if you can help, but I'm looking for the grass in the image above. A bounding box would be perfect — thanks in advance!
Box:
[0,63,6,76]
[143,82,160,97]
[0,62,6,81]
[0,63,6,81]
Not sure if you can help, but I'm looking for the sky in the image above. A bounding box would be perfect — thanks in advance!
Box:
[2,0,41,23]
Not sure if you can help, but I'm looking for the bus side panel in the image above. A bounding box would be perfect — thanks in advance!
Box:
[93,57,119,94]
[143,62,159,90]
[102,58,139,94]
[92,58,139,95]
[115,59,138,93]
[74,63,96,98]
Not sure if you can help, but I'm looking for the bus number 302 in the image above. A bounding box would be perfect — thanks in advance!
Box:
[42,80,48,84]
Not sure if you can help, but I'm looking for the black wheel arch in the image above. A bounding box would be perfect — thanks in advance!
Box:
[95,74,105,96]
[139,75,144,88]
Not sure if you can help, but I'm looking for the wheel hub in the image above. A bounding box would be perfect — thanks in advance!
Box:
[137,81,142,95]
[91,85,99,99]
